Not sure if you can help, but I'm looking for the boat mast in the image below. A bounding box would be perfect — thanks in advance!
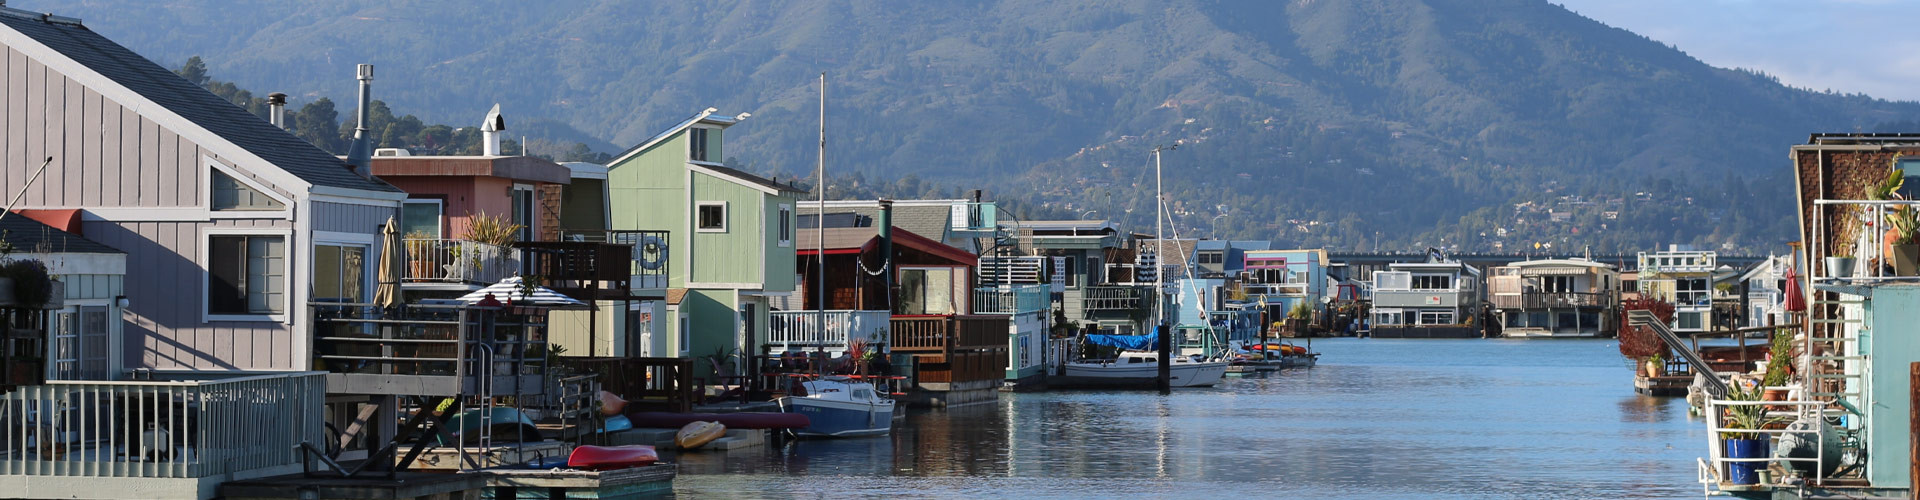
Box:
[1152,144,1175,394]
[817,73,827,349]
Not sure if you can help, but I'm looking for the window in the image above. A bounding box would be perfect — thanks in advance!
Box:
[777,204,792,247]
[50,306,111,381]
[401,200,443,238]
[898,268,957,315]
[314,244,368,304]
[211,170,286,211]
[1677,311,1704,330]
[1418,311,1454,325]
[1411,275,1452,290]
[678,313,690,354]
[1198,252,1223,265]
[1676,278,1708,305]
[697,202,727,232]
[689,128,709,162]
[208,235,285,316]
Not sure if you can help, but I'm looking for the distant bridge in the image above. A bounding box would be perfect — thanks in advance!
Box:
[1328,252,1768,280]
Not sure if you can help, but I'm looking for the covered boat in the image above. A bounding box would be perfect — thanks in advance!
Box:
[1058,330,1228,388]
[776,376,895,438]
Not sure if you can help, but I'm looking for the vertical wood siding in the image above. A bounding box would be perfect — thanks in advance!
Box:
[0,47,295,208]
[314,201,398,234]
[84,219,295,371]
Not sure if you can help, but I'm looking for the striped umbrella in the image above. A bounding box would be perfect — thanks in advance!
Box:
[455,276,589,308]
[373,216,405,308]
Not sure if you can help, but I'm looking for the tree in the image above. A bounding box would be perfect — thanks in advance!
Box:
[175,56,209,86]
[294,98,342,153]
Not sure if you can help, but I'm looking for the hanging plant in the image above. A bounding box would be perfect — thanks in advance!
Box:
[0,259,54,306]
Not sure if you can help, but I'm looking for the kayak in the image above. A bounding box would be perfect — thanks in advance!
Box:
[567,445,659,471]
[675,421,726,449]
[626,411,810,430]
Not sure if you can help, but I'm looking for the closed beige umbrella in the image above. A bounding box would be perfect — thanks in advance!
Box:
[374,216,405,308]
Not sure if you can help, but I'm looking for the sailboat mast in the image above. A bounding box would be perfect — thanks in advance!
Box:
[817,73,827,341]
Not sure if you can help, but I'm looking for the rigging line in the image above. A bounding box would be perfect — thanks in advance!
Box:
[1157,195,1224,352]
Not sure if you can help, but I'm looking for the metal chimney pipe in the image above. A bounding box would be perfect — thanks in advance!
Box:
[481,104,504,156]
[877,199,894,306]
[344,64,375,176]
[266,92,287,129]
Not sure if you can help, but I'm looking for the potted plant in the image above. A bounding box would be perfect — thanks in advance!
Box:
[0,259,56,308]
[1721,384,1786,485]
[1887,204,1920,275]
[1760,329,1794,410]
[461,212,522,279]
[1286,302,1313,337]
[1644,352,1665,378]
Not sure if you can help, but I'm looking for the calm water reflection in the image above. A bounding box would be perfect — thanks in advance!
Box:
[668,339,1706,499]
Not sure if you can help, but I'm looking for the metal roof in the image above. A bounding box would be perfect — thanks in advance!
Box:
[0,9,399,193]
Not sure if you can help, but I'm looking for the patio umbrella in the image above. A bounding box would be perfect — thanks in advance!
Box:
[455,276,589,308]
[373,216,405,308]
[1783,265,1805,313]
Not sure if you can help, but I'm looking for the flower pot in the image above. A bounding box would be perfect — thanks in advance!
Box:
[1645,360,1663,377]
[1894,244,1920,276]
[1763,388,1790,412]
[1724,437,1771,485]
[1825,256,1856,279]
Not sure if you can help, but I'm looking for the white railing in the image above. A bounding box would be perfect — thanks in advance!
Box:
[0,371,326,478]
[403,238,522,285]
[1700,392,1833,490]
[975,285,1049,315]
[767,310,892,349]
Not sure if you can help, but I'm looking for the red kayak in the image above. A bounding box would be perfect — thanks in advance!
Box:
[626,411,811,430]
[567,445,659,471]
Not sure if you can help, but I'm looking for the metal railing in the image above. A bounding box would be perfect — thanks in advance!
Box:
[1810,199,1920,282]
[0,371,325,478]
[979,257,1045,285]
[1699,394,1834,490]
[766,310,892,350]
[1082,285,1149,311]
[403,238,521,285]
[974,285,1049,315]
[311,302,548,396]
[1490,291,1612,309]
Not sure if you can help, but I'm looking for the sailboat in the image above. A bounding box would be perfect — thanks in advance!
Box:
[1059,329,1229,388]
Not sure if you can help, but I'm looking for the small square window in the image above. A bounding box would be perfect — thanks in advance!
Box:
[697,202,727,232]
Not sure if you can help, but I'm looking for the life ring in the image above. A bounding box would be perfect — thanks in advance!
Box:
[635,234,667,270]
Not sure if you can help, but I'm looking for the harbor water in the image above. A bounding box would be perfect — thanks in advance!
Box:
[668,338,1707,499]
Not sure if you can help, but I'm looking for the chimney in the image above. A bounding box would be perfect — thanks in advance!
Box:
[877,199,895,297]
[344,64,374,177]
[266,92,287,129]
[482,104,505,156]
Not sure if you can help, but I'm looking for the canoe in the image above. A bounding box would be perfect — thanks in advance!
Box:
[566,445,658,471]
[626,411,810,430]
[675,421,726,449]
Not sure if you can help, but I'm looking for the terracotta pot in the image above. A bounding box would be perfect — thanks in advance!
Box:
[1763,388,1790,412]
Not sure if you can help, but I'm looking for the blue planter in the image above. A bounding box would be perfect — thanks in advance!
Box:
[1724,437,1770,485]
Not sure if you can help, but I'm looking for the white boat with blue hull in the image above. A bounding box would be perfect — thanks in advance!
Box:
[776,376,896,438]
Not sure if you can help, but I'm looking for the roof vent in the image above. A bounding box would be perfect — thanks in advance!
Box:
[482,104,505,156]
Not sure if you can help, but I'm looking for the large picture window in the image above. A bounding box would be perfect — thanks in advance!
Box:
[401,200,443,238]
[898,268,957,315]
[208,234,285,316]
[314,244,368,304]
[1411,275,1453,290]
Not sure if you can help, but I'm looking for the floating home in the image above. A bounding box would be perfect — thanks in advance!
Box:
[1369,252,1483,338]
[1487,258,1620,338]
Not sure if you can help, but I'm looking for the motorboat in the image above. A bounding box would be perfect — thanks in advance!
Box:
[776,376,895,438]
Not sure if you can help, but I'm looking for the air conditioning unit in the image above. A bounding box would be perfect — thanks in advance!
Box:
[374,148,411,157]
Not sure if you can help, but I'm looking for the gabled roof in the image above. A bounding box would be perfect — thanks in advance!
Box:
[797,226,976,267]
[0,9,398,193]
[608,109,741,166]
[689,161,805,195]
[0,211,120,255]
[800,200,960,245]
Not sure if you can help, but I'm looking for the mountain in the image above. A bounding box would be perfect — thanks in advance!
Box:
[33,0,1920,253]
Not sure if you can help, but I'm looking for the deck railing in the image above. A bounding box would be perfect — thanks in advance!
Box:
[1491,291,1612,309]
[766,310,892,350]
[517,240,636,299]
[892,315,1009,353]
[555,357,695,414]
[403,238,521,285]
[973,285,1049,315]
[1699,394,1834,490]
[560,230,671,289]
[311,303,548,396]
[0,371,325,479]
[1082,285,1149,311]
[1242,282,1308,297]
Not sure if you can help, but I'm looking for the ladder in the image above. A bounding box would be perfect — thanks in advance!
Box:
[1805,296,1866,416]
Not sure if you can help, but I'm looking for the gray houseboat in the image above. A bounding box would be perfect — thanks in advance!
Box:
[1369,251,1484,338]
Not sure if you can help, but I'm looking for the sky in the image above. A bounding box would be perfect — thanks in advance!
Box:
[1554,0,1920,102]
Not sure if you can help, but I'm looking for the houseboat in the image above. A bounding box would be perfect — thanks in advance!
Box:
[1487,258,1620,338]
[1635,248,1721,334]
[1369,250,1484,338]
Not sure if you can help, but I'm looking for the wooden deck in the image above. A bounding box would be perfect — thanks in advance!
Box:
[1634,374,1691,396]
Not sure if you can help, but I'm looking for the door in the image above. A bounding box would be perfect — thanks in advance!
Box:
[50,305,111,381]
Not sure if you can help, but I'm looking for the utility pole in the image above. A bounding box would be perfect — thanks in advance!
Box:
[1153,144,1176,394]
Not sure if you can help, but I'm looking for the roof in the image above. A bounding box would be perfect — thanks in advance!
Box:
[0,10,399,193]
[1507,258,1615,270]
[372,156,572,185]
[560,162,608,180]
[1023,220,1116,232]
[689,162,805,195]
[1137,238,1198,270]
[608,109,742,166]
[799,200,958,244]
[0,211,120,254]
[797,226,976,267]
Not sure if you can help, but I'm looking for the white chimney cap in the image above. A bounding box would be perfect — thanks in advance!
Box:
[481,104,505,132]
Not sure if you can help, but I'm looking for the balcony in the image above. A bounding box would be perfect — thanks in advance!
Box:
[403,238,521,287]
[0,372,323,490]
[517,240,638,300]
[1491,292,1612,310]
[973,285,1049,315]
[561,230,671,290]
[312,303,548,396]
[950,201,997,234]
[1082,285,1149,311]
[891,315,1009,354]
[765,310,892,352]
[1242,282,1308,297]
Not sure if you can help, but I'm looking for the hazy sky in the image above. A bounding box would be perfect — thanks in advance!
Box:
[1553,0,1920,102]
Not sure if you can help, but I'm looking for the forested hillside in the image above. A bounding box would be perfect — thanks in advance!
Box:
[42,0,1920,253]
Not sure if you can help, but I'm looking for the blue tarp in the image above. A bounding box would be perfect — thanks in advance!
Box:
[1085,327,1161,350]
